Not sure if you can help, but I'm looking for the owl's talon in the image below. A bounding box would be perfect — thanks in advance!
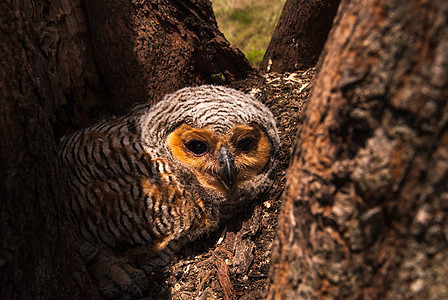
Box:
[98,283,120,299]
[122,264,150,296]
[89,256,149,299]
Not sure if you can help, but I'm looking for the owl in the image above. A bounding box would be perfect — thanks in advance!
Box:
[59,85,279,298]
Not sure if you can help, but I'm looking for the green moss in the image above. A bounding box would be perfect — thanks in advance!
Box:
[213,0,285,68]
[246,48,266,67]
[230,8,251,24]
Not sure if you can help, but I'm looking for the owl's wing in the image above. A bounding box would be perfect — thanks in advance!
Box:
[60,117,212,251]
[59,116,150,182]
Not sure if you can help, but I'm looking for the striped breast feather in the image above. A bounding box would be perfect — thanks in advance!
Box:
[75,158,209,251]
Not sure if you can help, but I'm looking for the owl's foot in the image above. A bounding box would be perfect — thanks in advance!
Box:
[88,255,149,299]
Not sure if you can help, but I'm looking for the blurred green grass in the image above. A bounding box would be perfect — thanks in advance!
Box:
[213,0,285,68]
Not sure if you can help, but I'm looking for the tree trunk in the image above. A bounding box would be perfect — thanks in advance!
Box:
[41,0,252,137]
[1,0,252,298]
[0,1,99,298]
[267,0,448,298]
[260,0,340,73]
[83,0,253,117]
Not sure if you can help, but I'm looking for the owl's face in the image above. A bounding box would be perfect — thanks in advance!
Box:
[140,85,279,203]
[166,123,271,194]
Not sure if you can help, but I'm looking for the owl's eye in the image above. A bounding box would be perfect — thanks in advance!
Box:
[185,140,209,155]
[236,137,256,152]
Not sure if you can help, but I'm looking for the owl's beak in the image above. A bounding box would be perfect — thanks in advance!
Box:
[217,146,235,190]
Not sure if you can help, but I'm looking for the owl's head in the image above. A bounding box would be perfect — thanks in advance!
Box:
[140,85,279,205]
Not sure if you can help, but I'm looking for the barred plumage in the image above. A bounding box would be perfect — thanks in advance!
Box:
[60,85,279,298]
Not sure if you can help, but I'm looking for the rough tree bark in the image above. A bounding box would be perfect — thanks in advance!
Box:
[83,0,253,117]
[267,0,448,298]
[0,1,99,298]
[1,0,252,298]
[260,0,340,73]
[41,0,252,137]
